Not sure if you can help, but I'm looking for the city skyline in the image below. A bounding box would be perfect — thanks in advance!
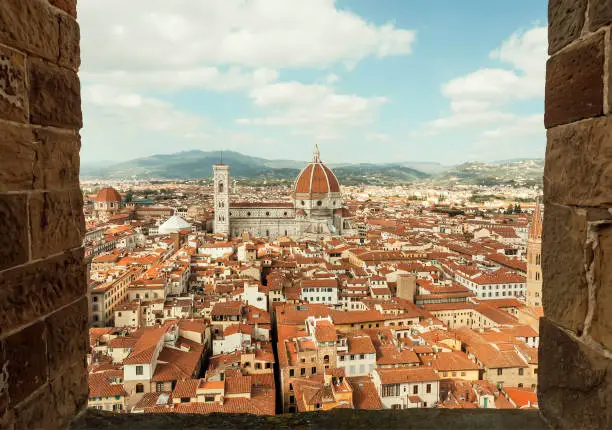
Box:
[79,0,547,165]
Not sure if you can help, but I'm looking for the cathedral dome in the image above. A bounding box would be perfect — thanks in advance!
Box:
[96,187,122,203]
[294,146,340,195]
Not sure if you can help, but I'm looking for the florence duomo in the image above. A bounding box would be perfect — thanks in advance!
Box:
[213,145,357,239]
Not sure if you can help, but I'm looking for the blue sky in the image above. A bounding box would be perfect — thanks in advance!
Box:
[78,0,547,165]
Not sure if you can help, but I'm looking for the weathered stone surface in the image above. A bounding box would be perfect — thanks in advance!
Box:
[5,322,47,407]
[0,124,39,192]
[0,248,86,336]
[589,0,612,31]
[0,340,9,426]
[71,408,549,430]
[0,194,29,271]
[49,362,88,429]
[545,116,612,206]
[0,0,60,62]
[46,297,88,375]
[542,203,589,333]
[548,0,587,54]
[588,222,612,351]
[33,128,81,190]
[539,317,612,430]
[49,0,77,18]
[58,11,80,71]
[29,189,84,259]
[14,384,57,430]
[28,57,82,129]
[0,43,27,122]
[545,32,604,128]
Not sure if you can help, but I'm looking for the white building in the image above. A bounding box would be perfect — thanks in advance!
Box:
[213,146,356,239]
[372,367,441,409]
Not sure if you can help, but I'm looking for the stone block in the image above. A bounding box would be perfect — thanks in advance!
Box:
[0,248,86,336]
[548,0,587,55]
[58,11,80,71]
[0,340,8,425]
[28,57,82,129]
[539,317,612,430]
[0,43,28,122]
[0,0,60,62]
[589,0,612,31]
[49,0,77,18]
[542,203,589,334]
[545,32,604,128]
[0,194,29,271]
[33,128,81,190]
[45,297,88,375]
[588,221,612,351]
[49,362,87,429]
[0,124,39,192]
[5,322,47,407]
[545,116,612,206]
[14,384,56,430]
[29,189,84,260]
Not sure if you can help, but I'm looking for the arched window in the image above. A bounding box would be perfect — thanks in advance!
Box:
[301,201,305,206]
[323,355,330,364]
[136,383,144,393]
[218,182,224,193]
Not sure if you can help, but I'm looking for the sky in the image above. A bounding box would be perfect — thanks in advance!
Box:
[78,0,548,166]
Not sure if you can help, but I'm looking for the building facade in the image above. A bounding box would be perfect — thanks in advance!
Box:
[213,146,356,239]
[526,201,543,307]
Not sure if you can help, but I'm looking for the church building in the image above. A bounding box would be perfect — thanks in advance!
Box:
[213,146,356,239]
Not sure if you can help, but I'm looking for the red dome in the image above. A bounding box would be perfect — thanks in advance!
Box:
[96,187,122,203]
[295,162,340,194]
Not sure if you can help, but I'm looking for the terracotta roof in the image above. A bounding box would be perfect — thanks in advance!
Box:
[348,376,382,410]
[294,162,340,194]
[431,351,481,373]
[172,379,199,399]
[375,367,440,384]
[96,187,122,203]
[88,373,127,398]
[314,321,337,342]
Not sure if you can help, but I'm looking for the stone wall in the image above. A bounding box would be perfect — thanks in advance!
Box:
[0,1,87,429]
[541,0,612,428]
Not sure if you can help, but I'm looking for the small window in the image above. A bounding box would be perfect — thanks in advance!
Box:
[247,212,251,216]
[136,365,144,376]
[289,369,295,377]
[135,383,144,393]
[426,384,432,394]
[301,201,305,206]
[519,368,524,376]
[317,201,322,206]
[413,385,418,394]
[497,369,503,376]
[266,211,270,216]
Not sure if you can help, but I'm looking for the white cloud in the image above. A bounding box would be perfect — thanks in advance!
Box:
[82,85,207,135]
[480,114,543,140]
[418,26,547,134]
[81,67,279,93]
[79,0,416,83]
[367,133,392,142]
[325,73,340,84]
[236,82,388,132]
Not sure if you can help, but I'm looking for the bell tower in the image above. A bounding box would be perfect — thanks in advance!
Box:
[213,162,230,235]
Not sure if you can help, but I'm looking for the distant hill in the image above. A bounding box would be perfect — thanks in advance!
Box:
[434,159,544,186]
[80,150,543,186]
[80,150,430,184]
